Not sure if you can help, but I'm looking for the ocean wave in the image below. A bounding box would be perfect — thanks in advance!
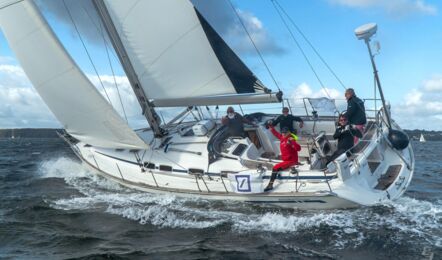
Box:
[38,156,123,193]
[41,157,441,249]
[38,157,89,179]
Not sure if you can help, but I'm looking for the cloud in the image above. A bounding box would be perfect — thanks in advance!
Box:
[36,0,104,45]
[3,58,441,130]
[87,74,147,128]
[329,0,437,17]
[193,0,284,55]
[0,64,59,128]
[0,56,15,64]
[289,83,346,115]
[36,0,284,56]
[289,77,442,130]
[0,56,188,129]
[0,58,146,129]
[394,75,442,130]
[422,76,442,92]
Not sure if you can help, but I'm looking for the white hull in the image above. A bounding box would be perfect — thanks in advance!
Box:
[62,115,414,210]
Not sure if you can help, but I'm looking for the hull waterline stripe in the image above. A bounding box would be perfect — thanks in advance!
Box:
[94,151,336,180]
[262,175,335,180]
[247,199,327,204]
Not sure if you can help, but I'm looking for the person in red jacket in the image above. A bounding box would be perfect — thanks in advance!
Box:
[264,125,301,192]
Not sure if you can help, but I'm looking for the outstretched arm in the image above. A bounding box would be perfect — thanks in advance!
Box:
[291,115,304,128]
[269,125,282,140]
[271,116,281,127]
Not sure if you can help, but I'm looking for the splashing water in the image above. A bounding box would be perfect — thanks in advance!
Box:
[38,156,442,251]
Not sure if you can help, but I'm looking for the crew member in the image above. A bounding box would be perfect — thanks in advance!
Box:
[271,107,304,134]
[327,114,362,163]
[221,106,253,137]
[345,88,366,143]
[264,125,301,192]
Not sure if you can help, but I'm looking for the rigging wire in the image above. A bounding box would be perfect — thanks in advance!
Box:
[62,0,113,105]
[226,0,281,92]
[272,0,348,92]
[270,0,333,100]
[79,3,129,123]
[273,0,376,117]
[98,21,129,123]
[80,3,129,123]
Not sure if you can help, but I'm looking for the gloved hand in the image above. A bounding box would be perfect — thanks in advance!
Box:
[345,125,350,131]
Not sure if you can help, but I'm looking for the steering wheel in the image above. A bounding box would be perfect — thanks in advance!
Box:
[314,131,326,142]
[314,131,331,157]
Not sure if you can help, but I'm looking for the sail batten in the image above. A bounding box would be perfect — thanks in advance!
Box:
[102,0,277,106]
[0,0,147,149]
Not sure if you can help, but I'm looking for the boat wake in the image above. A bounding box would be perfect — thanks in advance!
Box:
[38,157,441,249]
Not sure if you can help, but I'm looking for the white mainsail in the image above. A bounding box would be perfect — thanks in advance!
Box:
[101,0,278,107]
[419,134,426,142]
[0,0,147,149]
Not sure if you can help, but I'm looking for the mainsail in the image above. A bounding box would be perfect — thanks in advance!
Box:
[98,0,280,107]
[0,0,147,149]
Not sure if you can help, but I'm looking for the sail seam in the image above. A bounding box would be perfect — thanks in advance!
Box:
[118,0,141,23]
[9,24,40,45]
[139,23,200,77]
[35,66,76,90]
[187,72,228,97]
[0,0,23,10]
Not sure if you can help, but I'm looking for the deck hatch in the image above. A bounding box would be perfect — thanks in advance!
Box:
[232,143,247,156]
[368,161,381,173]
[375,165,402,190]
[159,165,172,172]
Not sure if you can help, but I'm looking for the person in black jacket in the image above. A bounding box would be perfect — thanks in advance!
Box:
[345,88,366,143]
[327,114,362,163]
[271,107,304,134]
[221,106,254,137]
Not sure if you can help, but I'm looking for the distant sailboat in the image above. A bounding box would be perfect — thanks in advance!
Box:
[11,129,15,139]
[419,134,426,142]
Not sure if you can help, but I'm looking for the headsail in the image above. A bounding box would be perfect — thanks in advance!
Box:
[0,0,147,149]
[99,0,280,107]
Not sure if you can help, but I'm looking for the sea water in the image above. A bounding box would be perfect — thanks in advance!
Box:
[0,138,440,259]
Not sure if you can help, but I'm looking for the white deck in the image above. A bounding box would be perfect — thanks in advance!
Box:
[63,114,414,210]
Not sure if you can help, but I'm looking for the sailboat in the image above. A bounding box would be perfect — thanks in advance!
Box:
[419,134,426,142]
[0,0,414,209]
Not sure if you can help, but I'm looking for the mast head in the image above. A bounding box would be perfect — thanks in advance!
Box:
[355,23,377,41]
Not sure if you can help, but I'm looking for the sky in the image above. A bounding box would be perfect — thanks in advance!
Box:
[1,0,441,130]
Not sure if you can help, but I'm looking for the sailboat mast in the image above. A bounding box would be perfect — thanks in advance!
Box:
[93,0,164,137]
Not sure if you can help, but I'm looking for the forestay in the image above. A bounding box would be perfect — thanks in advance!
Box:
[102,0,278,107]
[0,0,147,149]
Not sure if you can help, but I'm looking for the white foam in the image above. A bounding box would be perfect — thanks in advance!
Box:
[379,196,442,247]
[38,157,88,179]
[48,191,441,249]
[38,157,123,193]
[41,157,441,248]
[106,204,224,229]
